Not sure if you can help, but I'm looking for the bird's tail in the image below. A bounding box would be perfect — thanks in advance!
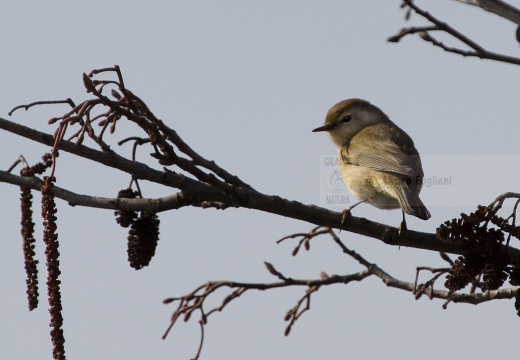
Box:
[397,189,431,220]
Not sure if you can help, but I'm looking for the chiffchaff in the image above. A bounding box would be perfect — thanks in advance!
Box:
[313,98,430,229]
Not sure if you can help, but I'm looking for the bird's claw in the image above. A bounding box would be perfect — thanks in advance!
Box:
[340,208,352,232]
[398,219,407,236]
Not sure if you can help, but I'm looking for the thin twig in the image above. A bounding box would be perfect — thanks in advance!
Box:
[388,25,439,42]
[8,99,76,116]
[390,0,520,65]
[6,155,30,173]
[161,225,519,356]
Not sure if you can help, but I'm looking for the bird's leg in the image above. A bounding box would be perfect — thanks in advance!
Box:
[398,211,407,236]
[340,200,365,231]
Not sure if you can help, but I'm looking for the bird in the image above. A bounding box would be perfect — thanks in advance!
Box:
[313,98,430,232]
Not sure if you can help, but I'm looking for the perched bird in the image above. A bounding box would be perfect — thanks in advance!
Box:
[313,98,430,231]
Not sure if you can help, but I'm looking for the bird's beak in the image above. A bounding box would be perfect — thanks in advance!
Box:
[312,124,332,132]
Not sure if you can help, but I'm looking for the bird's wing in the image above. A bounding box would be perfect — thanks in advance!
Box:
[341,125,422,178]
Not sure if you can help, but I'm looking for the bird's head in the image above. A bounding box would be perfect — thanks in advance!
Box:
[313,98,390,148]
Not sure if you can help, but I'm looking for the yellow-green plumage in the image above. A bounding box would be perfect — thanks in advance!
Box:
[313,99,430,220]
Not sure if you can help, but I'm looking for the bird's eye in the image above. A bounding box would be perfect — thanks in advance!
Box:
[342,115,351,123]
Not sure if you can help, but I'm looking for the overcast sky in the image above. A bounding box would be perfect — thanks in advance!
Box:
[2,1,520,359]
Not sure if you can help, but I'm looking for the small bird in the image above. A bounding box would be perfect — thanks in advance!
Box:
[313,98,430,231]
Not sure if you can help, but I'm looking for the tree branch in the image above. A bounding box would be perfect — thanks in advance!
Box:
[0,170,191,212]
[389,0,520,66]
[453,0,520,25]
[162,226,519,358]
[2,113,520,264]
[2,53,519,358]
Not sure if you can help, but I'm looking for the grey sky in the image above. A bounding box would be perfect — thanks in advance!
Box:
[2,1,520,359]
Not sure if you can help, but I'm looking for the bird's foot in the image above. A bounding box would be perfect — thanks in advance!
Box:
[398,218,407,236]
[340,208,352,232]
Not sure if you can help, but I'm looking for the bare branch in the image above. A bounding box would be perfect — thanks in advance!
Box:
[4,64,520,269]
[277,226,330,255]
[489,192,520,211]
[162,268,519,353]
[414,265,451,299]
[453,0,520,25]
[3,114,520,263]
[390,0,520,65]
[419,31,520,65]
[161,226,519,355]
[8,99,76,116]
[0,170,191,212]
[284,285,319,336]
[387,25,439,43]
[264,262,289,281]
[6,155,30,173]
[0,116,235,201]
[2,0,520,354]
